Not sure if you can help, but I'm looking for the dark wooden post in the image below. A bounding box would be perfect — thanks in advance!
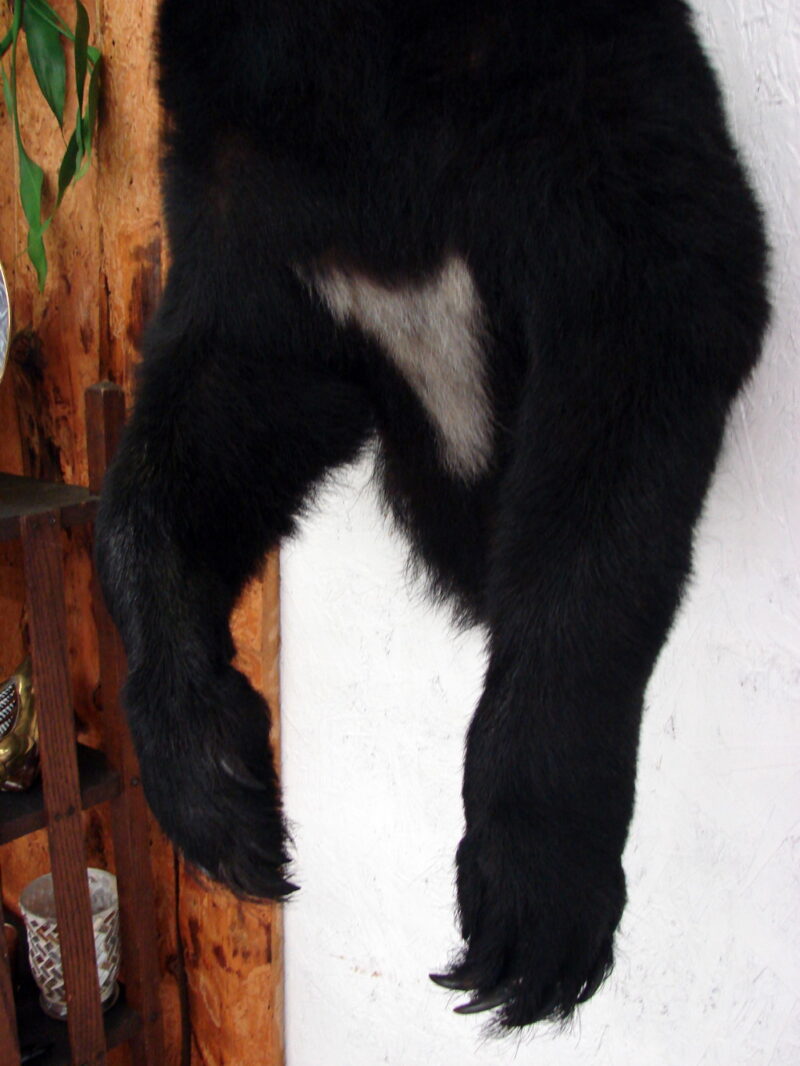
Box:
[0,864,21,1066]
[86,382,165,1066]
[21,511,108,1065]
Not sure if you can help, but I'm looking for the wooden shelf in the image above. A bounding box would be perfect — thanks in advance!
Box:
[0,386,164,1066]
[15,985,141,1065]
[0,474,97,543]
[0,745,122,845]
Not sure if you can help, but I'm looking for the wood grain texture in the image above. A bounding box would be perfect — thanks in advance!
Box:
[0,473,96,542]
[88,383,165,1065]
[95,0,164,393]
[0,541,26,679]
[5,0,102,487]
[0,1,286,1061]
[178,559,285,1066]
[92,6,183,1062]
[179,869,284,1066]
[0,745,121,845]
[0,863,22,1066]
[0,20,109,1057]
[21,512,107,1064]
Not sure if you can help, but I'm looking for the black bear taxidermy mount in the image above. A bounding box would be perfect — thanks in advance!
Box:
[95,0,769,1030]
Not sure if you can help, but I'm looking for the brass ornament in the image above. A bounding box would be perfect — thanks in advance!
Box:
[0,658,40,792]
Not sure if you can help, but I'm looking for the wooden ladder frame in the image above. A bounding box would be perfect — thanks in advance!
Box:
[0,383,164,1066]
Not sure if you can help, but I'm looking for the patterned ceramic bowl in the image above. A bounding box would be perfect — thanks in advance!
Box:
[19,869,120,1020]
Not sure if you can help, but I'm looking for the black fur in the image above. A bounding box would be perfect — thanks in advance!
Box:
[95,0,769,1030]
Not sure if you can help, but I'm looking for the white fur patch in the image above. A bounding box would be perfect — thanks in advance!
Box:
[302,255,493,480]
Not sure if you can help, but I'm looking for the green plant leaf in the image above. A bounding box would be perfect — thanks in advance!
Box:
[17,141,46,235]
[0,66,14,131]
[0,27,13,61]
[23,2,67,125]
[2,62,48,291]
[57,129,80,205]
[73,0,90,162]
[10,0,23,38]
[0,52,44,236]
[1,0,101,292]
[2,0,24,66]
[27,225,48,291]
[26,0,73,40]
[76,56,100,178]
[74,0,89,107]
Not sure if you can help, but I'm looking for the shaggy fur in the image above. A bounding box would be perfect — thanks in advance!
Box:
[95,0,769,1030]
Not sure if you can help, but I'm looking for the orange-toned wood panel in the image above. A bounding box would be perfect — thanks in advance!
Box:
[3,1,101,488]
[0,0,103,776]
[91,4,179,1062]
[1,4,127,1059]
[179,558,285,1066]
[0,65,19,478]
[0,1,285,1062]
[96,0,163,393]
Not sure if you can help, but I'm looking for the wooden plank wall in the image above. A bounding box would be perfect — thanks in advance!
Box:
[0,3,285,1063]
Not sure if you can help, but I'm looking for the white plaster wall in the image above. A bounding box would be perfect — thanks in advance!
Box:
[281,3,800,1063]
